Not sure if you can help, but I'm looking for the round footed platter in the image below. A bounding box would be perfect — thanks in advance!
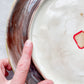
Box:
[7,0,84,84]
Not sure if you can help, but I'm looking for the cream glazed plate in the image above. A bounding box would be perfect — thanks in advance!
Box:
[7,0,84,84]
[29,0,84,84]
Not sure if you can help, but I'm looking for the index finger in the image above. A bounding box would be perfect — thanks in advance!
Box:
[12,40,33,84]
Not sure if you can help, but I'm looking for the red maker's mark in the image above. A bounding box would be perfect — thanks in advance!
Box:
[73,30,84,49]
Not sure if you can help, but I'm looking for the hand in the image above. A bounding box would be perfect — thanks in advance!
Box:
[0,40,53,84]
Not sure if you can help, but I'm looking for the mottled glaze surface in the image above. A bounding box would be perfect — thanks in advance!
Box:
[7,0,84,84]
[29,0,84,84]
[7,0,44,84]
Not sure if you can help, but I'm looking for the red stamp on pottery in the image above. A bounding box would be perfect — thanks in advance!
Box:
[73,30,84,49]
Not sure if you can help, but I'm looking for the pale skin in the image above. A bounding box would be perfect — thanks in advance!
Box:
[0,40,53,84]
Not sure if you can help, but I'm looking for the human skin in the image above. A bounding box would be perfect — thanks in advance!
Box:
[0,40,53,84]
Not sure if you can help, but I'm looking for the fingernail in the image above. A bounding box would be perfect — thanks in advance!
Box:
[25,40,32,47]
[7,66,12,70]
[5,71,9,77]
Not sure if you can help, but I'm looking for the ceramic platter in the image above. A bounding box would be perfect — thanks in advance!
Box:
[7,0,84,84]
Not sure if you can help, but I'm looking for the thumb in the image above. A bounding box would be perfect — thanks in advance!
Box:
[0,68,7,83]
[12,40,33,84]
